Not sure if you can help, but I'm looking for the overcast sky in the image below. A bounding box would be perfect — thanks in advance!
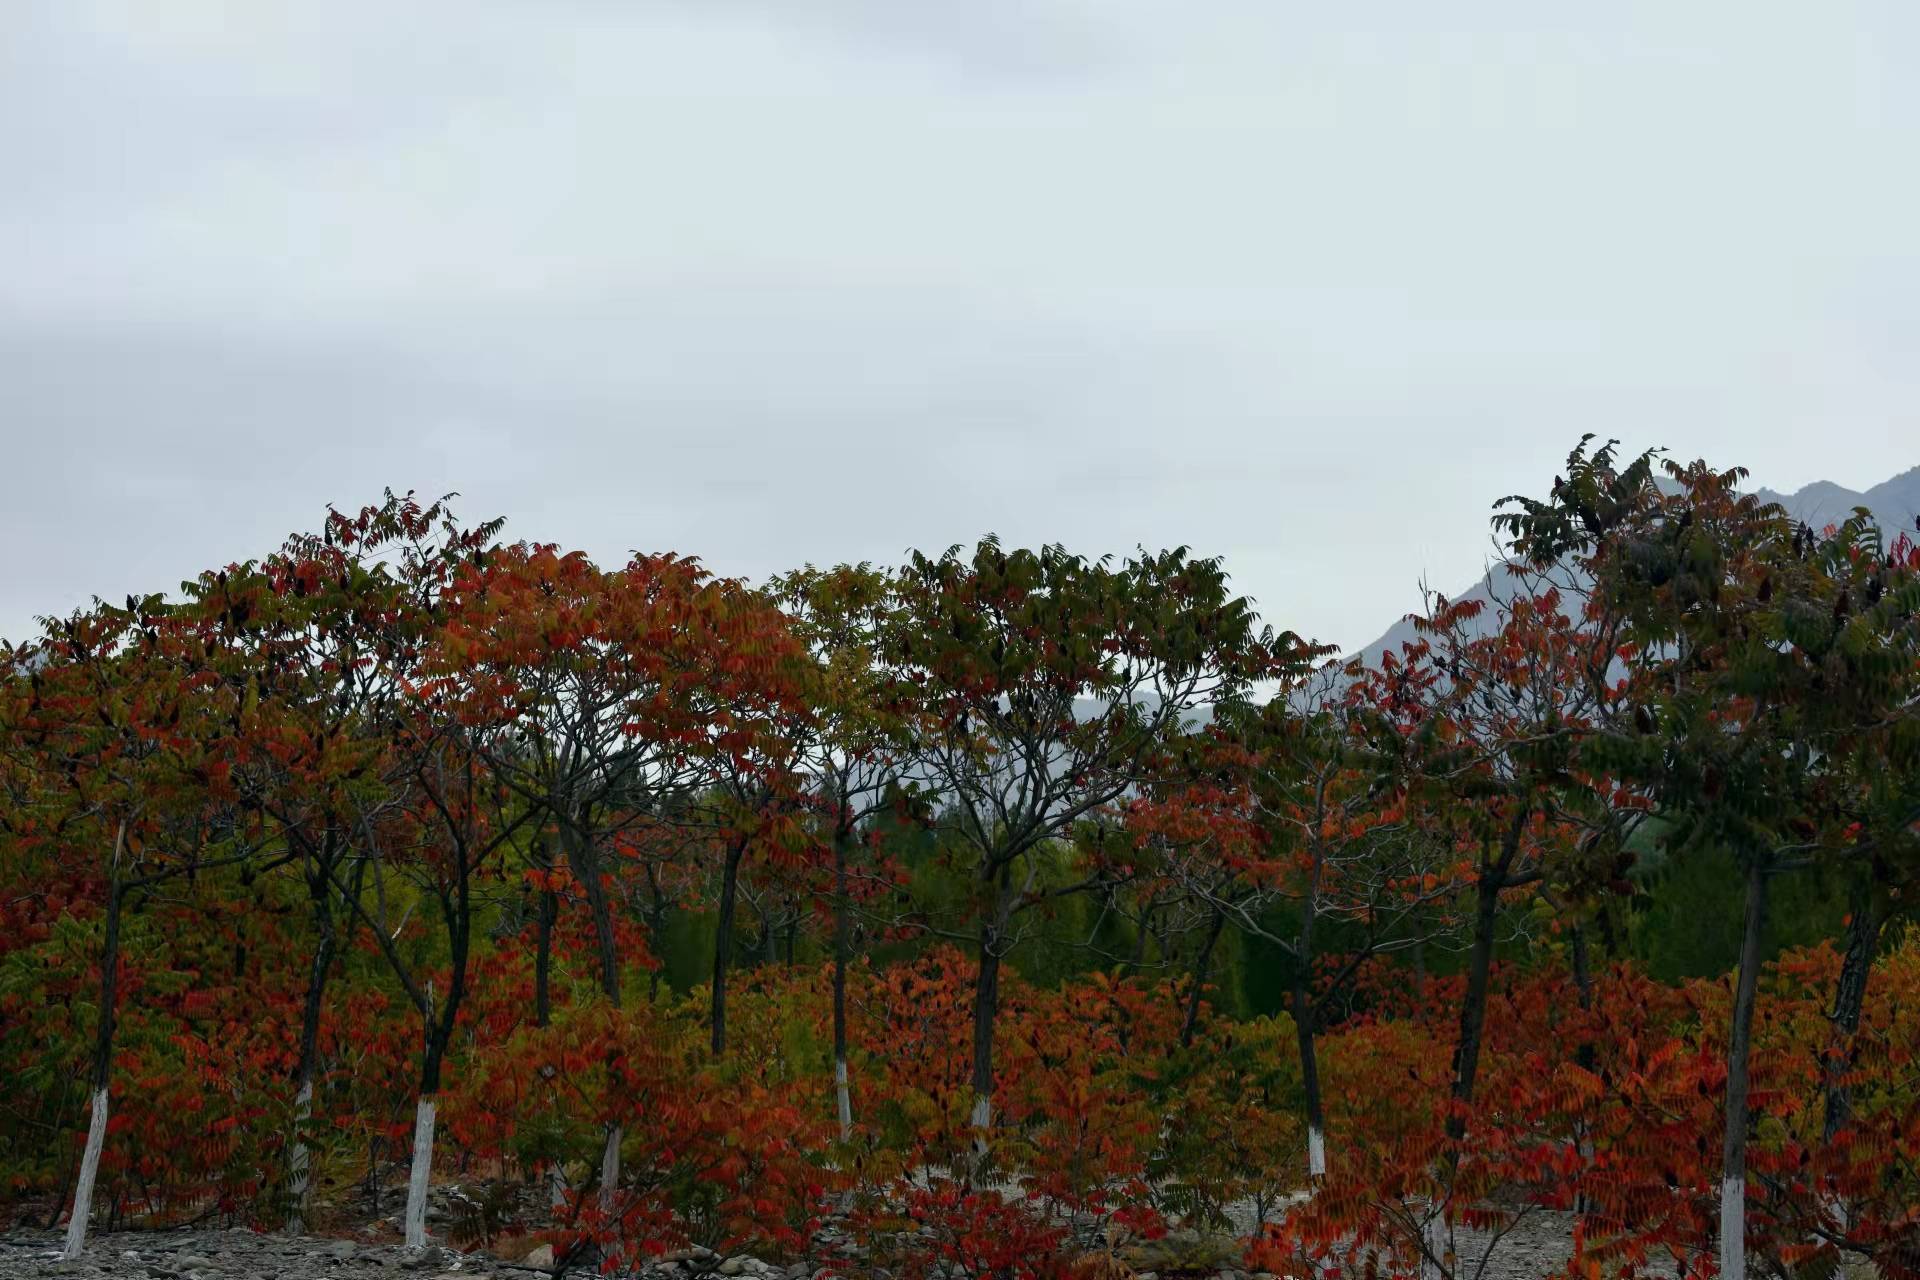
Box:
[3,2,1915,652]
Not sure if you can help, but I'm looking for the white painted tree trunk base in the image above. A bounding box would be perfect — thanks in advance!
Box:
[548,1162,569,1212]
[834,1058,852,1142]
[969,1093,993,1164]
[1720,1175,1745,1278]
[404,1097,436,1251]
[1307,1126,1326,1181]
[1420,1211,1449,1280]
[286,1080,314,1235]
[599,1125,622,1212]
[63,1088,109,1260]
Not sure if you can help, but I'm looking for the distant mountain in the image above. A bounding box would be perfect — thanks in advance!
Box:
[1752,466,1920,535]
[1349,465,1920,668]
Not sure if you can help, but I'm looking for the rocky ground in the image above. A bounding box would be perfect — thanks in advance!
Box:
[0,1228,520,1280]
[0,1173,1732,1280]
[0,1216,1688,1280]
[0,1228,821,1280]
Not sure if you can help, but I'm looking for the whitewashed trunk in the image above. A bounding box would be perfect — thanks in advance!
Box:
[286,1079,314,1234]
[834,1057,852,1141]
[1720,1175,1745,1279]
[1420,1210,1449,1280]
[548,1162,568,1212]
[969,1093,992,1163]
[63,1087,109,1260]
[1308,1125,1327,1180]
[599,1125,622,1212]
[403,1097,436,1250]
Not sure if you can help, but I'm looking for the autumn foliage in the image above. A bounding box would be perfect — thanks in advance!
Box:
[2,452,1917,1278]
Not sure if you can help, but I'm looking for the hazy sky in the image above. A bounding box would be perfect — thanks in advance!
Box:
[3,2,1915,652]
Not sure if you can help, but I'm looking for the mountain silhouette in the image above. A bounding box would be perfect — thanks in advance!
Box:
[1349,464,1920,667]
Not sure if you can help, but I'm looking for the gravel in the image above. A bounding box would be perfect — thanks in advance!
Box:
[0,1216,1690,1280]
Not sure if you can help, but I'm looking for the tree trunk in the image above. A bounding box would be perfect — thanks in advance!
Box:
[645,864,670,1004]
[405,1003,455,1252]
[1446,868,1504,1142]
[710,840,745,1057]
[1720,859,1770,1280]
[64,850,123,1262]
[532,828,560,1026]
[1569,921,1594,1045]
[1296,997,1327,1181]
[403,1095,437,1251]
[534,885,557,1028]
[403,836,473,1254]
[1292,949,1328,1183]
[599,1125,622,1214]
[561,827,626,1203]
[1293,874,1327,1183]
[530,877,565,1209]
[1124,901,1154,979]
[832,835,853,1140]
[567,831,621,1009]
[970,921,1002,1144]
[1821,869,1879,1144]
[1423,859,1505,1280]
[287,883,336,1234]
[1569,920,1596,1214]
[1180,908,1227,1048]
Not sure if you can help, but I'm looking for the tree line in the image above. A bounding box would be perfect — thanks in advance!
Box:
[2,440,1917,1278]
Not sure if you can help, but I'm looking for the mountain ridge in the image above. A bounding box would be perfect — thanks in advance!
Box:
[1349,464,1920,667]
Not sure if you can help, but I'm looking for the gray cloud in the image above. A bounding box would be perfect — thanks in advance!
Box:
[3,1,1916,650]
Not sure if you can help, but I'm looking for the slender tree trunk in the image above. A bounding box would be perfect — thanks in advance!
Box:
[1821,870,1879,1145]
[598,1123,622,1215]
[404,1090,438,1252]
[1180,908,1227,1048]
[710,840,745,1057]
[530,879,567,1209]
[1425,857,1507,1280]
[287,882,337,1234]
[537,857,567,1217]
[1124,901,1154,979]
[405,838,473,1253]
[832,834,853,1140]
[1294,875,1327,1182]
[970,921,1002,1143]
[569,835,621,1008]
[65,868,122,1261]
[645,863,669,1004]
[1568,920,1596,1214]
[534,886,557,1029]
[1720,859,1770,1280]
[405,991,454,1251]
[1569,922,1594,1046]
[533,824,562,1026]
[1446,868,1504,1142]
[1296,992,1326,1181]
[561,827,626,1206]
